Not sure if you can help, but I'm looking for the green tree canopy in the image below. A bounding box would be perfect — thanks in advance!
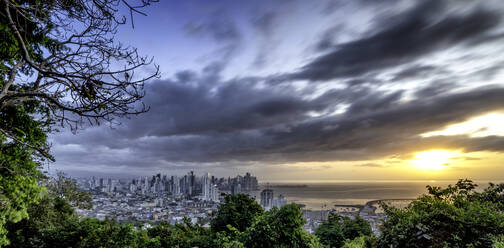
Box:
[147,218,213,248]
[46,171,92,210]
[0,0,158,245]
[242,203,322,248]
[0,101,47,246]
[5,172,92,248]
[379,179,504,248]
[315,213,372,248]
[211,194,264,233]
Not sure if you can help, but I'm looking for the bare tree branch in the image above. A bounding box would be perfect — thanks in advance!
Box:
[0,61,24,99]
[0,0,160,160]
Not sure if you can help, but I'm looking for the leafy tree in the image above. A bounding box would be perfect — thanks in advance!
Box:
[147,218,213,248]
[379,179,504,248]
[0,0,158,245]
[213,227,245,248]
[0,101,48,246]
[211,194,264,233]
[0,0,160,131]
[5,172,92,247]
[314,213,345,248]
[315,213,372,248]
[5,172,151,248]
[342,216,372,243]
[242,204,322,248]
[38,218,152,248]
[46,171,93,209]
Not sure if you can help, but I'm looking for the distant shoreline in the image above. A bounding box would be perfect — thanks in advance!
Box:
[259,179,504,184]
[265,184,308,188]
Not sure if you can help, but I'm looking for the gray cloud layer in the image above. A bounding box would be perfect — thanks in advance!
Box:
[292,1,502,81]
[51,0,504,175]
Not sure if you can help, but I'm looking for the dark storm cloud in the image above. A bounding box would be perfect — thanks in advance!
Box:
[257,87,504,161]
[119,72,362,138]
[53,83,504,168]
[292,1,502,81]
[414,82,457,99]
[313,24,345,52]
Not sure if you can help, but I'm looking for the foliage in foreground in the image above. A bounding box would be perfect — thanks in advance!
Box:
[315,213,372,248]
[242,204,321,248]
[6,173,93,247]
[379,179,504,248]
[210,194,264,233]
[0,0,157,245]
[4,178,504,248]
[5,187,320,248]
[0,102,48,246]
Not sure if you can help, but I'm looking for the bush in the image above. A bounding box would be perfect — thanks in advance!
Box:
[242,204,322,248]
[315,213,372,248]
[211,194,263,233]
[379,179,504,248]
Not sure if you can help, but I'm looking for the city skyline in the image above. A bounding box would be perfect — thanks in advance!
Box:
[49,0,504,181]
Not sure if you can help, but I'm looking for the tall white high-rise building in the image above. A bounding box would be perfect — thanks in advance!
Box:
[107,178,113,192]
[203,172,219,202]
[210,183,219,202]
[203,172,211,201]
[90,176,96,189]
[172,176,180,195]
[143,176,149,194]
[261,189,274,209]
[129,183,136,192]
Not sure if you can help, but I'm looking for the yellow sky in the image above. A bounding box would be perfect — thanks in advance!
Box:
[258,112,504,181]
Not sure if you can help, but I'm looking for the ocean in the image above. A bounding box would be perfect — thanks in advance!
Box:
[252,180,502,209]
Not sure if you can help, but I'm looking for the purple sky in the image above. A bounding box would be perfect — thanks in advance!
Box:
[49,0,504,181]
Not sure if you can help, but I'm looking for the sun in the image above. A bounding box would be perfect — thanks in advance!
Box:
[412,150,456,171]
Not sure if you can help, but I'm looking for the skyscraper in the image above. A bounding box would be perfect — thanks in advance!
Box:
[143,176,149,193]
[203,172,211,201]
[107,178,112,192]
[189,170,195,196]
[172,176,180,195]
[242,172,258,191]
[261,189,274,209]
[231,183,241,195]
[210,183,219,202]
[202,172,219,202]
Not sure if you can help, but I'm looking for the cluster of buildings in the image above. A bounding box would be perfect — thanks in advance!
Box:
[76,171,260,226]
[77,171,382,234]
[84,171,260,201]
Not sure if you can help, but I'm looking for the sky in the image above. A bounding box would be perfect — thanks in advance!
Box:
[49,0,504,181]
